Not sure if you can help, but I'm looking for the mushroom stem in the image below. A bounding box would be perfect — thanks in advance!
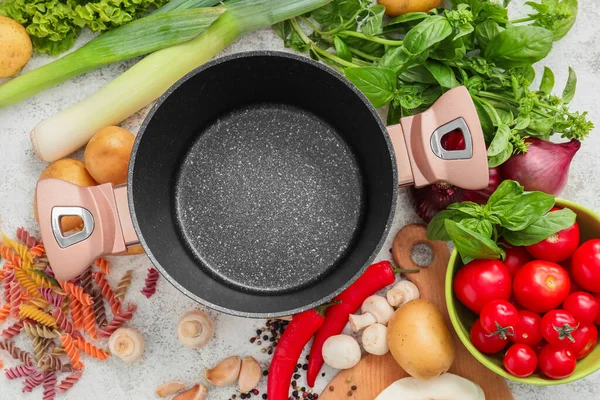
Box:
[386,281,420,308]
[386,289,404,308]
[349,312,377,332]
[180,321,201,338]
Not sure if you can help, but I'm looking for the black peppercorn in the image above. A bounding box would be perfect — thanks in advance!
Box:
[351,385,357,391]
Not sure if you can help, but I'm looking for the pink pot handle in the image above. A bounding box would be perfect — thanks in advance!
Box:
[36,180,138,281]
[389,86,488,189]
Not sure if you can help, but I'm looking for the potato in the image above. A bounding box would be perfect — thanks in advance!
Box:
[84,126,134,185]
[34,159,97,232]
[377,0,442,16]
[0,15,32,78]
[387,299,455,379]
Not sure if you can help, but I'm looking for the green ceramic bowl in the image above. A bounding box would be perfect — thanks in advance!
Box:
[446,198,600,385]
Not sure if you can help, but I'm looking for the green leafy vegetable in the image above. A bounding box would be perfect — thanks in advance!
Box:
[334,37,352,61]
[444,220,505,263]
[562,66,577,104]
[503,208,577,246]
[485,26,554,68]
[403,16,453,55]
[344,67,396,107]
[540,66,555,95]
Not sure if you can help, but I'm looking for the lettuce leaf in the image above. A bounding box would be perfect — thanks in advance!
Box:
[0,0,170,55]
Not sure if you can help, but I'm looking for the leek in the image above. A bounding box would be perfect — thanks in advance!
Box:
[31,0,332,162]
[0,6,225,107]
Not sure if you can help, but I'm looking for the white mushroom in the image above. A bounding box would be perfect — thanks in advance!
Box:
[173,384,209,400]
[349,295,394,331]
[362,323,389,356]
[386,280,420,307]
[238,357,262,393]
[204,356,241,387]
[177,310,214,348]
[375,373,484,400]
[322,334,361,370]
[108,327,144,363]
[156,381,187,397]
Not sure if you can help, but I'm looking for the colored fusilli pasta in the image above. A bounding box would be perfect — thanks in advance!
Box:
[50,307,75,336]
[26,269,57,289]
[42,370,56,400]
[38,288,63,309]
[79,266,94,295]
[9,281,22,318]
[69,297,84,330]
[32,336,51,362]
[58,370,82,393]
[81,302,97,339]
[22,370,44,392]
[39,353,64,372]
[59,334,84,370]
[0,303,10,322]
[98,303,137,338]
[114,270,133,302]
[30,244,46,259]
[59,281,92,306]
[1,245,22,267]
[14,269,49,307]
[92,287,108,328]
[93,272,121,315]
[16,227,39,248]
[19,305,57,328]
[75,336,109,360]
[140,268,159,299]
[5,363,36,380]
[1,319,24,340]
[0,340,34,365]
[22,321,60,339]
[95,258,110,275]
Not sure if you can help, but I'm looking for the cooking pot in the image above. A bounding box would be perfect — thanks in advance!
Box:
[36,51,487,317]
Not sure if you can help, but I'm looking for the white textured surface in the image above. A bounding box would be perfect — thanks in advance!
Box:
[1,1,600,399]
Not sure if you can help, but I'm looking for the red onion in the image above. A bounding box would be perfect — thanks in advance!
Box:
[500,138,581,196]
[410,167,502,223]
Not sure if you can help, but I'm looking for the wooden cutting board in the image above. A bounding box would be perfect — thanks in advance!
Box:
[320,224,513,400]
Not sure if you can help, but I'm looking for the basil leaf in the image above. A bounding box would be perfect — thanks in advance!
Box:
[488,142,513,168]
[273,21,291,41]
[487,180,524,216]
[345,67,396,108]
[399,65,436,84]
[445,220,505,263]
[513,116,531,130]
[487,124,511,158]
[540,66,555,95]
[312,0,362,29]
[485,26,553,68]
[473,97,495,138]
[424,60,459,89]
[334,36,352,61]
[562,66,577,104]
[427,209,469,241]
[528,117,554,136]
[455,23,474,41]
[378,46,426,74]
[499,192,555,231]
[447,202,485,218]
[430,35,467,61]
[460,218,493,238]
[479,1,509,24]
[475,20,504,49]
[388,12,429,26]
[361,5,385,37]
[503,208,577,246]
[403,15,453,56]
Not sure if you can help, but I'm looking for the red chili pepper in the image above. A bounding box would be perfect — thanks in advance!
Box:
[268,306,330,400]
[306,261,418,387]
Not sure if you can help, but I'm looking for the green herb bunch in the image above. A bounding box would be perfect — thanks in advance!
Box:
[427,180,576,263]
[276,0,593,167]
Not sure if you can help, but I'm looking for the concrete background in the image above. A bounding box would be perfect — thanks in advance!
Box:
[1,1,599,398]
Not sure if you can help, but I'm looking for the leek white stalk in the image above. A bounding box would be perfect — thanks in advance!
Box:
[0,6,224,107]
[31,0,332,162]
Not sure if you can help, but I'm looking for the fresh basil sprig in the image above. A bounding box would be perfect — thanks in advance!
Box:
[427,180,577,263]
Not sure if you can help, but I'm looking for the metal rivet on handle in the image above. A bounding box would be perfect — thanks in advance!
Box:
[430,117,473,160]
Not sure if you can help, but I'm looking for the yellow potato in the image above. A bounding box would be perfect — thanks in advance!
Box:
[0,15,32,78]
[377,0,442,16]
[387,298,455,379]
[84,126,135,185]
[34,159,97,232]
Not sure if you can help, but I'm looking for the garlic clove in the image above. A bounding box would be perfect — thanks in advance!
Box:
[156,381,188,397]
[173,384,209,400]
[205,355,241,387]
[349,312,377,331]
[108,327,144,363]
[177,310,215,348]
[238,357,261,393]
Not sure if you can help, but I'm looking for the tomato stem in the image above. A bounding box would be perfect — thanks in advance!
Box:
[486,321,515,340]
[553,323,579,343]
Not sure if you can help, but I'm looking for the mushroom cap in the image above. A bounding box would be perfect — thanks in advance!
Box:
[361,295,394,325]
[362,323,389,355]
[177,310,214,348]
[322,334,361,369]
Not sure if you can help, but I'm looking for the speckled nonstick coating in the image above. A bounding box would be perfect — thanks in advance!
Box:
[128,51,397,317]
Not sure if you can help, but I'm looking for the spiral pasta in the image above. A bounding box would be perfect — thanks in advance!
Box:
[58,370,82,393]
[1,245,22,267]
[93,272,121,315]
[26,269,57,288]
[114,270,133,302]
[9,281,22,318]
[33,257,50,271]
[16,227,40,248]
[14,269,49,307]
[92,287,108,328]
[38,288,64,309]
[0,303,10,322]
[2,269,14,295]
[39,353,64,372]
[0,340,35,365]
[1,319,24,340]
[75,336,110,360]
[5,363,36,380]
[19,304,57,328]
[81,302,97,339]
[69,297,84,330]
[30,244,46,258]
[2,233,33,262]
[59,333,84,370]
[32,336,51,362]
[60,281,93,306]
[22,321,60,339]
[42,370,57,400]
[95,257,110,275]
[141,268,159,299]
[98,303,137,338]
[80,266,94,294]
[23,371,44,392]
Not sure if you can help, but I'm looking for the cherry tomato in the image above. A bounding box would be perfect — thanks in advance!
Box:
[538,344,577,379]
[563,292,599,324]
[526,209,580,263]
[480,300,519,340]
[571,239,600,293]
[470,319,507,354]
[513,261,570,313]
[503,246,532,278]
[595,294,600,325]
[568,322,598,359]
[532,340,547,354]
[453,259,512,314]
[541,310,579,346]
[512,310,543,347]
[503,344,537,377]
